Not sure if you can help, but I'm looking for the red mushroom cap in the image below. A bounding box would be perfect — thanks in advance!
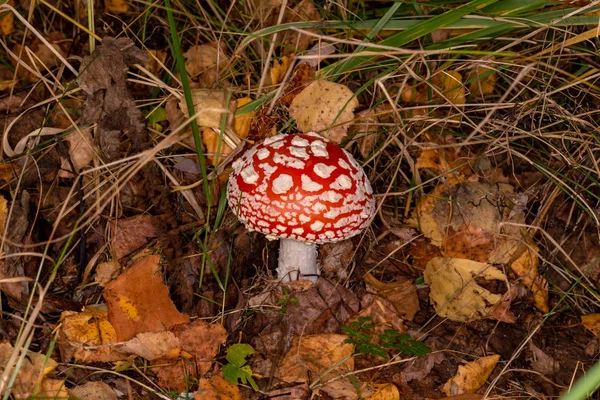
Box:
[227,132,375,244]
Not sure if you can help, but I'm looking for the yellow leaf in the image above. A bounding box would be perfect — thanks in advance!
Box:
[366,383,400,400]
[468,65,496,97]
[279,334,354,383]
[443,355,500,396]
[289,79,359,144]
[509,243,548,312]
[582,314,600,335]
[270,54,294,85]
[0,2,14,36]
[234,96,253,139]
[195,375,242,400]
[57,128,97,178]
[179,89,236,131]
[203,128,233,167]
[184,42,229,88]
[424,257,507,322]
[104,0,129,13]
[117,294,140,321]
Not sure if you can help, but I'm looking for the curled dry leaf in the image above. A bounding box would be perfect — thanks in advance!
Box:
[412,181,525,264]
[442,354,500,396]
[184,42,229,88]
[103,254,189,341]
[58,307,124,363]
[424,257,507,322]
[289,78,359,144]
[57,129,97,178]
[508,243,548,312]
[278,333,354,383]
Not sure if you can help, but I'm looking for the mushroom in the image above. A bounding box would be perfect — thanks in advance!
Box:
[227,132,376,283]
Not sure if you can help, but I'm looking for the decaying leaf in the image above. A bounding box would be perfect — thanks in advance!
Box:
[145,49,168,75]
[179,88,237,132]
[95,259,120,287]
[582,314,600,335]
[68,381,117,400]
[58,307,124,363]
[412,181,525,264]
[203,128,232,167]
[109,214,163,259]
[195,375,242,400]
[10,32,68,82]
[184,42,229,88]
[278,334,354,383]
[280,0,320,54]
[270,54,294,86]
[280,62,316,106]
[57,129,97,178]
[289,78,359,144]
[442,354,500,396]
[103,254,189,341]
[415,134,470,186]
[351,109,379,158]
[468,65,497,97]
[424,257,507,322]
[364,273,420,321]
[0,342,68,399]
[508,243,548,312]
[117,331,181,360]
[346,295,406,342]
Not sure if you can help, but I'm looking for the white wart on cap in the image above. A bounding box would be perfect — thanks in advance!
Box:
[227,132,375,244]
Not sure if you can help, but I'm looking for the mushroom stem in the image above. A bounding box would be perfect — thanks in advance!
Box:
[277,239,319,283]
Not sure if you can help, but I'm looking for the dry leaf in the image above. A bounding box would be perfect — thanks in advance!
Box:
[103,254,189,341]
[366,383,400,400]
[528,342,559,375]
[110,214,162,259]
[117,331,181,360]
[347,295,406,343]
[145,49,167,75]
[104,0,129,13]
[351,109,379,158]
[57,129,97,178]
[0,1,15,36]
[69,381,117,400]
[195,375,242,400]
[281,0,320,54]
[582,314,600,335]
[364,273,420,321]
[280,62,316,106]
[95,259,120,287]
[179,88,237,131]
[184,42,229,87]
[10,33,68,82]
[508,243,548,312]
[270,54,294,86]
[203,128,233,167]
[58,307,124,363]
[424,257,507,322]
[412,181,524,264]
[468,65,497,97]
[279,334,354,383]
[289,78,359,143]
[234,96,253,139]
[442,355,500,396]
[0,342,68,399]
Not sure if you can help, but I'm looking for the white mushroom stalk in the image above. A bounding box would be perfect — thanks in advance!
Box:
[227,133,375,283]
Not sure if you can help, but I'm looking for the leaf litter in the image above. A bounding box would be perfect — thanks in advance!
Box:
[0,2,597,399]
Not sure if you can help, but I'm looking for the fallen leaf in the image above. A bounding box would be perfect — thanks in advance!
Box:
[289,78,359,143]
[582,314,600,335]
[179,88,237,131]
[203,128,233,167]
[10,32,68,81]
[364,273,420,321]
[0,342,68,399]
[442,355,500,396]
[351,109,379,158]
[195,375,242,400]
[424,257,507,322]
[117,331,181,360]
[184,42,229,88]
[280,62,316,106]
[145,49,168,76]
[109,214,163,259]
[280,0,320,54]
[270,54,294,86]
[346,294,406,346]
[366,383,400,400]
[103,254,189,341]
[319,240,355,280]
[104,0,128,13]
[57,128,97,178]
[58,307,124,363]
[265,384,310,400]
[68,381,117,400]
[95,259,120,287]
[278,334,354,383]
[468,65,497,97]
[0,1,15,36]
[508,243,548,312]
[528,342,559,375]
[234,96,253,139]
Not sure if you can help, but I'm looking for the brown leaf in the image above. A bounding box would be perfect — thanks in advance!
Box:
[442,355,500,396]
[280,62,316,106]
[319,240,355,280]
[278,333,354,383]
[289,79,359,144]
[364,273,420,321]
[203,128,233,167]
[10,32,68,82]
[57,129,97,178]
[117,331,181,360]
[104,0,129,13]
[582,313,600,335]
[234,96,253,139]
[351,109,379,158]
[270,54,294,86]
[509,243,548,312]
[184,42,229,88]
[195,375,242,400]
[110,214,162,259]
[280,0,320,54]
[68,381,117,400]
[349,295,406,340]
[467,65,496,97]
[0,0,15,36]
[58,307,124,363]
[103,254,189,341]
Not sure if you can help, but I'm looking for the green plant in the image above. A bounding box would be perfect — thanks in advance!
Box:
[222,343,259,391]
[341,316,430,359]
[277,286,299,313]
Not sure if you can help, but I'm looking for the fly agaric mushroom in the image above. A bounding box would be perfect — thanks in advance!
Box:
[227,132,375,283]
